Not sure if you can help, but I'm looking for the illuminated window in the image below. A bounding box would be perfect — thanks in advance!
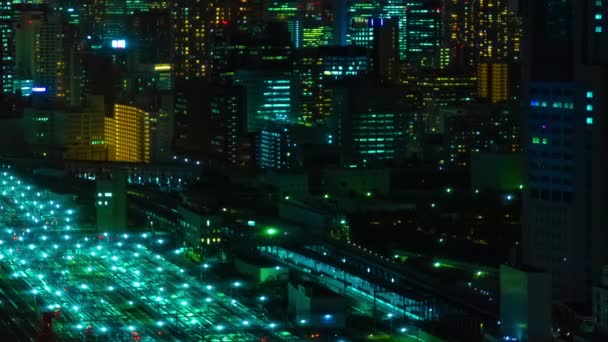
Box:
[595,14,603,20]
[586,117,594,125]
[596,26,603,33]
[586,104,594,111]
[587,91,594,98]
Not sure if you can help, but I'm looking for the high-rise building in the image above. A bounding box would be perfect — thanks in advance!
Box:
[522,0,608,302]
[441,103,520,167]
[405,4,442,69]
[14,5,43,84]
[171,0,208,81]
[0,1,15,95]
[63,96,110,161]
[128,10,171,64]
[209,85,246,165]
[373,17,400,82]
[105,104,150,163]
[477,62,509,103]
[255,124,295,170]
[443,0,522,69]
[234,69,293,132]
[293,46,369,125]
[331,81,417,165]
[36,14,67,101]
[14,6,81,105]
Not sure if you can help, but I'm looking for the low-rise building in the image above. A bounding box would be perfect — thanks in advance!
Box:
[288,280,348,329]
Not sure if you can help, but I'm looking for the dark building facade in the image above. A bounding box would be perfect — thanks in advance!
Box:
[522,0,608,302]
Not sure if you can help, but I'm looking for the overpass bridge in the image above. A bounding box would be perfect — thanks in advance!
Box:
[259,241,499,329]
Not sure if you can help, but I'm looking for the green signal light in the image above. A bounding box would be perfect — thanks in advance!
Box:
[265,227,278,236]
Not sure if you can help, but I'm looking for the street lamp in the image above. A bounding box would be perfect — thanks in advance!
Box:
[231,281,241,299]
[200,263,209,281]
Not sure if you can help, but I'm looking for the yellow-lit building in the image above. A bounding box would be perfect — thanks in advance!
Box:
[171,0,208,80]
[63,95,110,161]
[105,104,150,163]
[477,62,509,103]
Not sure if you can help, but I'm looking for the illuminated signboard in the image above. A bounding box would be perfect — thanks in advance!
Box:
[111,39,127,49]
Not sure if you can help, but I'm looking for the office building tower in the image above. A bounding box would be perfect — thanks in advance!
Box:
[63,96,110,161]
[35,14,67,101]
[331,81,417,165]
[477,62,509,103]
[81,0,105,38]
[149,102,174,163]
[443,0,522,68]
[172,80,217,157]
[126,0,148,13]
[15,6,80,105]
[348,17,375,49]
[522,0,608,302]
[347,1,408,60]
[209,85,246,165]
[413,69,477,132]
[302,24,333,48]
[333,0,347,46]
[405,3,442,69]
[82,52,121,115]
[1,1,14,95]
[105,104,150,163]
[441,103,520,167]
[24,95,112,160]
[234,69,293,132]
[373,17,399,82]
[267,0,299,21]
[14,5,43,85]
[288,19,303,48]
[171,0,209,81]
[255,124,295,170]
[385,0,407,60]
[128,10,171,64]
[104,0,128,40]
[293,46,369,125]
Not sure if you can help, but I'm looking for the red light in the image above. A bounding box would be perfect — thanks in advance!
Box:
[98,235,104,239]
[27,20,32,24]
[222,20,229,25]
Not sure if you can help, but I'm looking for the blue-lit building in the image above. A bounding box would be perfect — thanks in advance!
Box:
[255,124,295,170]
[234,69,293,132]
